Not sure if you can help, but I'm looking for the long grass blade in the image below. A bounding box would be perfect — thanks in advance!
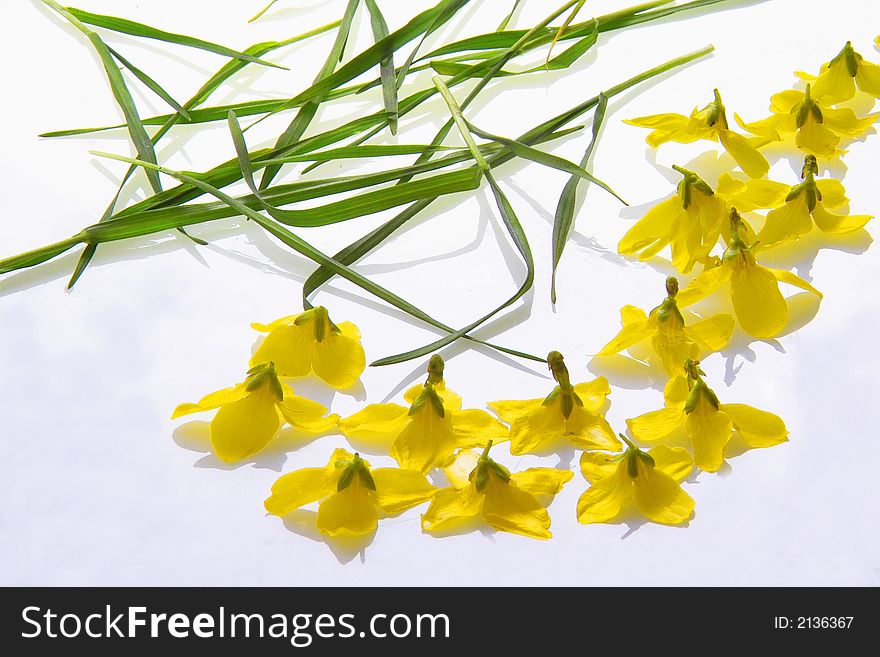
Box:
[249,0,280,23]
[41,1,162,194]
[497,0,525,31]
[258,0,360,189]
[66,6,287,69]
[546,0,586,65]
[365,0,399,134]
[551,92,608,304]
[106,46,190,120]
[465,120,625,204]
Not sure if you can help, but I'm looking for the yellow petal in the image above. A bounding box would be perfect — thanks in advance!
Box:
[597,316,656,356]
[648,445,694,483]
[684,313,735,352]
[811,202,872,234]
[735,112,785,140]
[487,398,542,425]
[311,329,366,389]
[372,468,437,514]
[627,407,685,442]
[822,107,877,138]
[404,382,462,410]
[813,59,857,103]
[390,407,456,472]
[565,406,621,451]
[767,268,822,298]
[264,459,340,516]
[663,375,690,406]
[621,304,648,325]
[758,195,813,247]
[573,376,611,412]
[684,397,733,472]
[676,263,732,308]
[720,403,788,448]
[250,322,315,378]
[509,467,574,496]
[770,89,806,114]
[579,451,620,483]
[507,402,565,455]
[796,117,841,157]
[632,459,695,524]
[618,197,681,257]
[171,385,246,419]
[814,179,848,209]
[481,475,552,540]
[730,179,791,212]
[210,387,281,462]
[443,449,480,489]
[315,483,378,537]
[449,409,509,448]
[277,393,338,434]
[718,128,770,178]
[576,464,631,524]
[855,60,880,96]
[421,485,482,534]
[730,260,788,338]
[670,206,707,273]
[624,112,690,130]
[251,314,298,333]
[338,403,409,447]
[652,324,699,377]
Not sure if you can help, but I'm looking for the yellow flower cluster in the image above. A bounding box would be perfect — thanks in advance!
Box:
[169,43,877,547]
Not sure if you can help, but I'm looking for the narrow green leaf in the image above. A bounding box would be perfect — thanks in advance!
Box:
[41,1,162,193]
[106,46,190,120]
[497,0,525,31]
[259,0,360,189]
[546,0,586,65]
[249,0,280,23]
[256,143,459,165]
[365,0,399,134]
[431,76,488,170]
[551,92,609,304]
[466,120,626,205]
[66,6,287,69]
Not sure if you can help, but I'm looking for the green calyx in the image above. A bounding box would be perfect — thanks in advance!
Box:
[682,358,720,414]
[409,381,445,418]
[619,433,654,479]
[722,208,753,262]
[426,354,445,385]
[472,440,511,492]
[785,155,822,211]
[544,351,583,419]
[795,84,823,128]
[244,361,284,401]
[830,41,859,78]
[653,276,685,326]
[336,452,376,492]
[702,88,728,129]
[672,165,715,210]
[294,305,341,343]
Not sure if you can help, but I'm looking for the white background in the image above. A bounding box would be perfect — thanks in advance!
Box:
[1,0,878,586]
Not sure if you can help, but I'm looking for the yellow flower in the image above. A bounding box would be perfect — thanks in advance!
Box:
[339,355,508,473]
[625,89,769,177]
[251,306,365,389]
[618,165,727,273]
[719,156,871,248]
[577,436,694,525]
[677,209,822,338]
[265,449,436,537]
[597,276,734,376]
[797,41,880,104]
[488,351,620,455]
[421,442,572,540]
[172,362,339,463]
[737,84,876,157]
[627,359,788,472]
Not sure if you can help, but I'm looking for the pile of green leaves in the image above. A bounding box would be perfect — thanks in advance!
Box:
[3,0,740,365]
